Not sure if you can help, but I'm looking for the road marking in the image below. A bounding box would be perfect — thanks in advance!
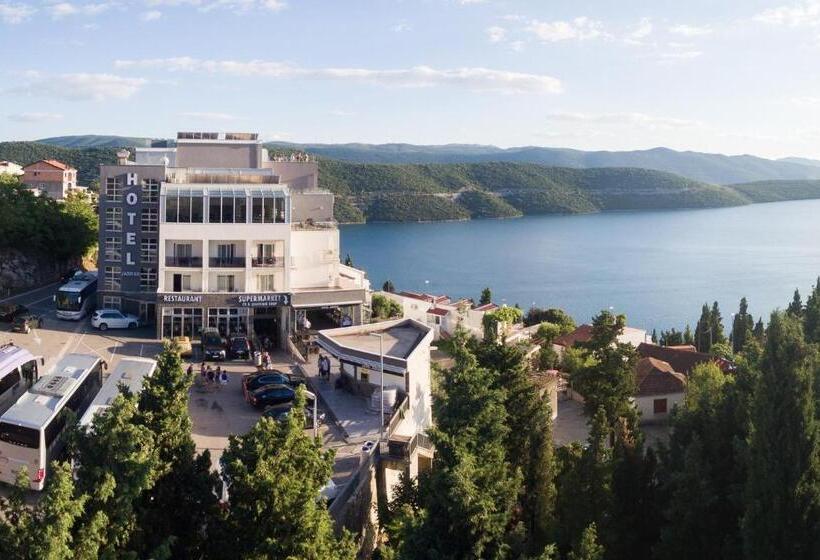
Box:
[139,344,144,357]
[0,282,60,304]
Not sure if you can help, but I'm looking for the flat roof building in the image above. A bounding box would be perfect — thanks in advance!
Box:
[97,132,369,347]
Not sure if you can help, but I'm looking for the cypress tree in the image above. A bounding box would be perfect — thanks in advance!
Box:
[569,523,605,560]
[709,301,726,345]
[480,287,493,305]
[788,288,803,318]
[743,312,820,559]
[731,297,754,354]
[804,278,820,343]
[694,304,712,352]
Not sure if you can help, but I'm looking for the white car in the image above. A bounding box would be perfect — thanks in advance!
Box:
[91,309,140,331]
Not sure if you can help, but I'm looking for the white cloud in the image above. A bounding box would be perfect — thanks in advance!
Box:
[179,111,241,120]
[7,112,64,122]
[0,2,35,23]
[7,72,147,101]
[330,109,355,117]
[147,0,286,13]
[754,1,820,26]
[391,21,411,32]
[629,17,653,40]
[261,0,285,11]
[544,111,700,130]
[509,40,524,52]
[487,25,506,43]
[114,57,564,94]
[656,49,703,61]
[669,24,713,36]
[47,2,113,19]
[459,0,487,4]
[141,9,162,20]
[526,17,604,42]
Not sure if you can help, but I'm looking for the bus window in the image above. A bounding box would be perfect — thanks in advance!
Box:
[0,369,21,395]
[0,422,39,449]
[20,360,37,386]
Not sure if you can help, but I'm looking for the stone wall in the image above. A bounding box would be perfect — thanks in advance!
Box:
[0,249,76,297]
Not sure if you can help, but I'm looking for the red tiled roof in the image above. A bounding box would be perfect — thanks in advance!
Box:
[637,343,734,375]
[553,324,593,348]
[666,345,697,352]
[426,307,449,317]
[398,291,449,305]
[474,303,499,312]
[635,357,687,396]
[25,159,75,171]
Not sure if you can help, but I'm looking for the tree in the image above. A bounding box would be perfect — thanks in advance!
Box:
[651,329,658,343]
[372,293,402,320]
[660,328,684,346]
[573,310,638,431]
[26,462,87,560]
[569,523,605,560]
[480,287,493,305]
[694,304,713,353]
[743,312,820,560]
[709,341,734,360]
[215,387,355,559]
[731,297,754,354]
[382,279,395,293]
[482,306,523,342]
[536,322,562,344]
[344,253,353,266]
[710,301,726,345]
[398,335,521,559]
[524,307,576,332]
[788,288,803,318]
[683,324,694,345]
[804,278,820,343]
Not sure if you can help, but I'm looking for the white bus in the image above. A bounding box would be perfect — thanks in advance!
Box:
[54,271,98,320]
[0,343,43,417]
[78,357,157,429]
[0,353,104,490]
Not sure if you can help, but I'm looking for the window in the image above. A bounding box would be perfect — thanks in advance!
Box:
[165,189,203,223]
[141,238,157,263]
[653,398,668,414]
[104,236,122,262]
[103,296,122,310]
[257,274,276,291]
[140,267,157,291]
[104,266,121,290]
[105,208,122,232]
[105,177,122,202]
[0,421,39,448]
[216,275,235,292]
[250,194,286,223]
[0,368,21,395]
[209,190,246,223]
[142,179,159,203]
[142,208,158,232]
[172,274,192,292]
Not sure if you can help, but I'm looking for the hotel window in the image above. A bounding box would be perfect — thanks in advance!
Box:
[251,193,285,224]
[105,177,122,202]
[142,208,158,232]
[209,189,246,224]
[142,179,159,203]
[257,274,275,291]
[104,236,122,262]
[141,238,157,263]
[216,275,235,292]
[165,188,204,223]
[102,296,122,310]
[140,267,157,291]
[104,266,121,291]
[105,207,122,232]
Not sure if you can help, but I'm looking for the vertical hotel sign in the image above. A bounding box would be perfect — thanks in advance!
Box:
[123,172,140,287]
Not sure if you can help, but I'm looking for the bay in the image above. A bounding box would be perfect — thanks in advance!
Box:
[340,199,820,332]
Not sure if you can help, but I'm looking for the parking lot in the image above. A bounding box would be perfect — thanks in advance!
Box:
[0,283,363,493]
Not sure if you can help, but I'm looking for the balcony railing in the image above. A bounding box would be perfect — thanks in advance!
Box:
[251,256,282,267]
[165,256,202,267]
[209,257,245,268]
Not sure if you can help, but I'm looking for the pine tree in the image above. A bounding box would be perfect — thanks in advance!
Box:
[731,297,754,354]
[743,312,820,559]
[710,301,726,344]
[480,287,493,305]
[753,317,765,343]
[569,523,605,560]
[788,288,803,317]
[651,329,658,343]
[382,279,395,292]
[804,278,820,343]
[215,387,355,559]
[683,324,694,345]
[694,304,712,353]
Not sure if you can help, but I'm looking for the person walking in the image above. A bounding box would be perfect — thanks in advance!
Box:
[207,366,215,385]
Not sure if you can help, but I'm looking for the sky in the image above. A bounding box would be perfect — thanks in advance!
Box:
[3,0,820,159]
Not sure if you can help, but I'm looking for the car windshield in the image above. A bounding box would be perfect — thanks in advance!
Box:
[232,338,248,349]
[202,332,222,346]
[55,291,81,311]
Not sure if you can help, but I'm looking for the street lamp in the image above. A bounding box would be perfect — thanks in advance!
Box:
[369,332,385,442]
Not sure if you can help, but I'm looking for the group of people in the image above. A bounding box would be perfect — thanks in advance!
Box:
[188,362,229,386]
[318,354,332,380]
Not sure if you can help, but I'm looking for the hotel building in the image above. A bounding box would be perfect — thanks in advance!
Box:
[97,132,369,346]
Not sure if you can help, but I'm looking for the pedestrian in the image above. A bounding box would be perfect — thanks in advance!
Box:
[200,362,206,379]
[187,364,193,378]
[207,366,215,384]
[220,370,228,385]
[215,365,222,380]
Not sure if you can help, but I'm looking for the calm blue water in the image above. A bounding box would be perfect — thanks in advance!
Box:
[341,199,820,332]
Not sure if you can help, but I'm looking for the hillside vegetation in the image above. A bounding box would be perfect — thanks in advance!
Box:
[727,179,820,203]
[0,142,119,185]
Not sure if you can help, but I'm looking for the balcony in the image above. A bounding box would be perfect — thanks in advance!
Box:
[209,257,246,268]
[165,256,202,267]
[251,256,283,267]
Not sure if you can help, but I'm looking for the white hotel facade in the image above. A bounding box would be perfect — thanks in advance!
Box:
[97,132,369,346]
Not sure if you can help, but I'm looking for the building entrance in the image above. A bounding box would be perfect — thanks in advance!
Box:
[253,307,281,350]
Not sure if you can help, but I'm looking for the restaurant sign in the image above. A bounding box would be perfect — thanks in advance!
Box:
[158,294,204,304]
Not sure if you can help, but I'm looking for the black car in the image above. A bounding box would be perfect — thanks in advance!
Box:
[263,403,324,428]
[243,371,290,394]
[229,336,251,360]
[11,314,43,333]
[248,384,295,408]
[201,328,226,361]
[0,304,28,322]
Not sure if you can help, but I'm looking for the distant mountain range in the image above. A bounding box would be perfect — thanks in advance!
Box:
[35,135,820,186]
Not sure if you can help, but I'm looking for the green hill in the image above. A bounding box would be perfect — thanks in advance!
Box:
[0,142,119,186]
[37,135,154,148]
[727,180,820,203]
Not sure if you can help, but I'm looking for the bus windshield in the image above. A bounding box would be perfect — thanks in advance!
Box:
[0,422,39,449]
[55,291,81,311]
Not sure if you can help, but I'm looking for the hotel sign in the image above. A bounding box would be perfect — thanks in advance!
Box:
[234,293,291,308]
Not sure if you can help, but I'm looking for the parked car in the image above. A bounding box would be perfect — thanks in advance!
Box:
[91,309,140,331]
[0,304,28,322]
[263,403,324,428]
[172,336,193,358]
[201,328,226,361]
[229,336,251,360]
[248,384,295,408]
[243,371,290,395]
[11,314,43,333]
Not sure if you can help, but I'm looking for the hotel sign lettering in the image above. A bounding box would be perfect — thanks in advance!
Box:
[235,293,291,308]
